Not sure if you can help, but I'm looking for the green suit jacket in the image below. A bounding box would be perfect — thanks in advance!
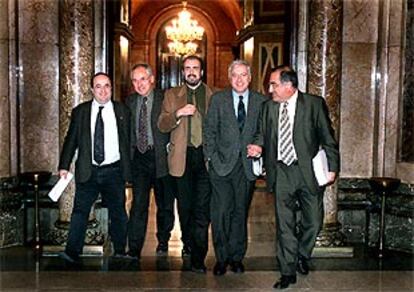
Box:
[253,91,339,194]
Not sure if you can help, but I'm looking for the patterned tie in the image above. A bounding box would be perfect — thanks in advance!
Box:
[137,96,148,153]
[94,106,105,165]
[237,95,246,132]
[279,102,295,165]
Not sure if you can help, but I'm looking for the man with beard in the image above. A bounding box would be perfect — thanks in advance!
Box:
[158,55,215,273]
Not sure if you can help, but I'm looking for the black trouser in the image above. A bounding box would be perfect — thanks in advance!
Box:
[210,158,255,264]
[66,162,127,258]
[128,149,176,255]
[175,146,211,268]
[274,162,324,276]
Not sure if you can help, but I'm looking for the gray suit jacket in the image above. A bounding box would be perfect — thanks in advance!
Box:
[58,100,132,183]
[203,89,267,181]
[125,89,169,178]
[253,91,340,194]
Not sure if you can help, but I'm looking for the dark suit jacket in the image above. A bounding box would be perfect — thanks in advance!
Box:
[58,100,132,183]
[253,91,339,194]
[125,89,169,178]
[204,89,267,181]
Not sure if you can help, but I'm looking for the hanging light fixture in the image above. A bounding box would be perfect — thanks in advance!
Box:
[168,41,198,56]
[165,1,204,55]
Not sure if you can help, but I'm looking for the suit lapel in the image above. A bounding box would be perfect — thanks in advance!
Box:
[225,90,240,131]
[293,91,305,143]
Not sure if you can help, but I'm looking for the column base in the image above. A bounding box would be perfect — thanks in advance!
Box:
[44,219,106,256]
[316,222,347,247]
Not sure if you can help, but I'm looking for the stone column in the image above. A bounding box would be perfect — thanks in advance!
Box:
[52,0,97,244]
[0,0,10,178]
[307,0,344,246]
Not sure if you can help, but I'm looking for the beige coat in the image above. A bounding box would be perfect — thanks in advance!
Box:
[157,83,214,177]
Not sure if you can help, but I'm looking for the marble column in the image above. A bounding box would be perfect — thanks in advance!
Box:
[307,0,344,246]
[0,0,10,178]
[52,0,97,244]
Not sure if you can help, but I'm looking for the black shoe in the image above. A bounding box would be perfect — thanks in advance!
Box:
[297,256,309,275]
[191,263,207,274]
[213,261,227,276]
[111,252,129,259]
[59,251,79,264]
[125,251,140,261]
[182,245,191,258]
[230,261,245,273]
[273,275,297,289]
[156,242,168,256]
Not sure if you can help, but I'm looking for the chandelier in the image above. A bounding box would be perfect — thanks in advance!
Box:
[165,1,204,55]
[168,41,198,56]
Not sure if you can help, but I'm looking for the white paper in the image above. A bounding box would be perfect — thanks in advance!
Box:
[48,172,73,202]
[312,149,330,186]
[252,157,264,176]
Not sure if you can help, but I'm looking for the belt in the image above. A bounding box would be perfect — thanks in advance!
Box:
[92,160,120,169]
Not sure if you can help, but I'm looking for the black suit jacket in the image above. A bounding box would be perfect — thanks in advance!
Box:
[58,100,132,183]
[125,89,170,178]
[204,89,267,181]
[253,91,340,194]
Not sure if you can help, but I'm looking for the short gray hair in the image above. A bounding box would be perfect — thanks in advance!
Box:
[131,63,153,78]
[228,59,251,78]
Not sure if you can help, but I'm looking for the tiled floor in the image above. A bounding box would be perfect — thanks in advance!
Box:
[1,190,413,291]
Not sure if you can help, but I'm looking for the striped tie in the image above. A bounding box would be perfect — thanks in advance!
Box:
[279,102,295,165]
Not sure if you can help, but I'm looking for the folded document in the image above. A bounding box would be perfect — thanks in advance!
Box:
[48,172,73,202]
[312,149,330,186]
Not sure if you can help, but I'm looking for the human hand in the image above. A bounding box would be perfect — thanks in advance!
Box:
[176,104,197,118]
[247,144,262,158]
[59,169,68,179]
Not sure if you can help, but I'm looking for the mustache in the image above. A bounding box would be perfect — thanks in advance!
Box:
[187,74,197,78]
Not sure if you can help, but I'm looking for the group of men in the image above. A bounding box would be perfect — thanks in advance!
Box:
[58,55,339,290]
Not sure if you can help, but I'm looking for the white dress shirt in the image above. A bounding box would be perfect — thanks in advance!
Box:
[91,100,120,165]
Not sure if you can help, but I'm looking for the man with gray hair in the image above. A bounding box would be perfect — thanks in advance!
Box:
[125,63,176,260]
[204,60,266,275]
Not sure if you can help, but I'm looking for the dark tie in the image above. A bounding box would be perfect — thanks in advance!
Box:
[94,106,105,165]
[137,96,148,153]
[237,95,246,132]
[279,102,295,165]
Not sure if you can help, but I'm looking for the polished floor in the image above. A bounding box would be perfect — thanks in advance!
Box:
[1,190,413,291]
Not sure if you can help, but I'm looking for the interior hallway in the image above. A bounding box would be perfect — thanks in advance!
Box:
[1,188,413,291]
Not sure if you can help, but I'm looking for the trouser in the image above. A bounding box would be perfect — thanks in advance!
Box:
[175,146,211,267]
[210,158,255,263]
[274,161,324,275]
[66,162,127,257]
[128,149,176,255]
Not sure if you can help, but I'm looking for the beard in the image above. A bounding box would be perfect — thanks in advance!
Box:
[185,74,201,86]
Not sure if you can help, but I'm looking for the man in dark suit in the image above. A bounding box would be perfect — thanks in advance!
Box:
[125,63,176,259]
[158,55,215,273]
[204,60,266,276]
[248,66,339,289]
[58,72,131,263]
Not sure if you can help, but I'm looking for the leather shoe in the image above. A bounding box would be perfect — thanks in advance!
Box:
[182,245,191,258]
[213,262,227,276]
[273,275,297,289]
[156,242,168,256]
[59,251,79,264]
[297,256,309,275]
[230,261,245,273]
[191,264,207,274]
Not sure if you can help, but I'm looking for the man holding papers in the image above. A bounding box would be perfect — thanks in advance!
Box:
[58,72,131,263]
[247,66,339,289]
